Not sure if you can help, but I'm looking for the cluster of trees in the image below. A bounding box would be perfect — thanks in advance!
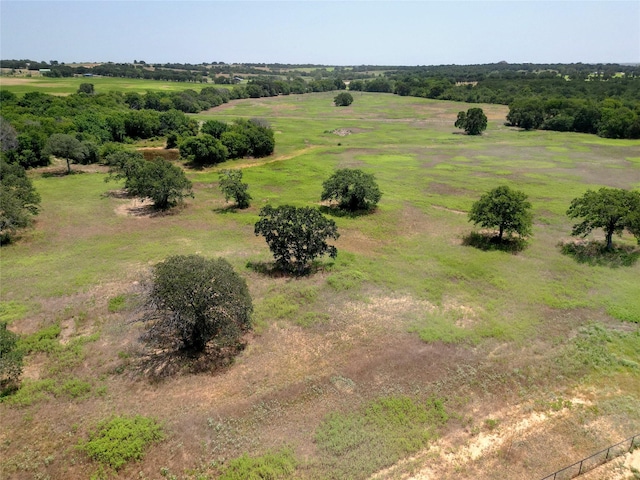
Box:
[506,98,640,138]
[0,158,40,244]
[468,185,640,251]
[344,63,640,139]
[178,118,275,166]
[106,151,193,210]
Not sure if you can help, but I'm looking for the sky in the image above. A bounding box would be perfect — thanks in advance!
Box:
[1,1,638,66]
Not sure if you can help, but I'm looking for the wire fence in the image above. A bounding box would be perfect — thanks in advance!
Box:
[540,433,639,480]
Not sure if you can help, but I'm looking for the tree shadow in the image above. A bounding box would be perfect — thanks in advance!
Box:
[318,205,376,218]
[41,169,85,178]
[132,342,245,382]
[462,231,528,253]
[559,240,640,268]
[213,204,249,214]
[246,260,330,277]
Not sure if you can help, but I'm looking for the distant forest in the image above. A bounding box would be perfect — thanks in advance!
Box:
[1,60,639,154]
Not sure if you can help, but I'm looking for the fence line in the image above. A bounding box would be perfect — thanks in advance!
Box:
[540,433,639,480]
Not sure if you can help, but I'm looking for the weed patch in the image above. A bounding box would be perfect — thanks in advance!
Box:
[315,396,448,479]
[78,415,164,471]
[219,448,297,480]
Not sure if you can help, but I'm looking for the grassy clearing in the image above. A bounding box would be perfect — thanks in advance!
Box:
[1,91,639,480]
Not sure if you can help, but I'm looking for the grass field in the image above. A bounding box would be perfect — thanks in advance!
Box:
[0,75,232,95]
[1,89,640,479]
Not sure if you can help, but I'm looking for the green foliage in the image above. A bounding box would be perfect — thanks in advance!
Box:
[201,119,229,139]
[254,205,339,274]
[321,168,382,212]
[142,255,253,353]
[43,133,87,173]
[454,107,488,135]
[79,415,164,471]
[315,396,448,478]
[0,301,28,324]
[219,169,251,209]
[468,185,533,241]
[77,83,95,95]
[0,322,23,393]
[0,159,40,243]
[107,155,193,210]
[506,98,544,130]
[179,134,228,165]
[334,92,354,107]
[219,448,297,480]
[17,323,61,354]
[567,187,640,250]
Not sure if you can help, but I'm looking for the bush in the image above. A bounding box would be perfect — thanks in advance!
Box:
[142,255,253,353]
[79,415,164,471]
[254,205,339,274]
[334,92,354,106]
[321,168,382,212]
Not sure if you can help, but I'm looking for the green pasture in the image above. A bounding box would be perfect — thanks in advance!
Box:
[0,76,232,95]
[4,91,640,326]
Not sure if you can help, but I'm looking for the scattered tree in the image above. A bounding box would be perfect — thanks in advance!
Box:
[219,169,251,209]
[334,92,354,107]
[141,255,253,353]
[44,133,87,173]
[254,205,339,273]
[0,159,41,243]
[468,185,533,241]
[77,83,95,95]
[321,168,382,212]
[455,107,488,135]
[107,154,193,210]
[0,322,23,393]
[567,187,640,250]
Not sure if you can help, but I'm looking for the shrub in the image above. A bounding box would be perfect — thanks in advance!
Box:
[79,415,164,471]
[334,92,354,106]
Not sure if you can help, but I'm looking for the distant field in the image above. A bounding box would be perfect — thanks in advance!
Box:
[0,75,233,95]
[1,91,639,480]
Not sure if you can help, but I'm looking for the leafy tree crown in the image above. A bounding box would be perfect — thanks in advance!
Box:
[143,255,253,352]
[254,205,339,274]
[468,185,533,240]
[321,168,382,211]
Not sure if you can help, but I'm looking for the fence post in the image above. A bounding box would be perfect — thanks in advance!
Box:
[578,459,584,475]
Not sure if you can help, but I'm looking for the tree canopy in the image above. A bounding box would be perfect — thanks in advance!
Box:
[566,187,640,250]
[141,255,253,353]
[454,107,488,135]
[334,92,354,106]
[254,205,339,274]
[107,154,193,210]
[44,133,87,173]
[321,168,382,212]
[468,185,533,241]
[0,159,40,244]
[219,169,251,209]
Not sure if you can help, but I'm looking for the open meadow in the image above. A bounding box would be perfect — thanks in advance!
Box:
[1,90,640,479]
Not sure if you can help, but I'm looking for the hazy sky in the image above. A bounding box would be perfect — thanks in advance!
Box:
[1,1,638,66]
